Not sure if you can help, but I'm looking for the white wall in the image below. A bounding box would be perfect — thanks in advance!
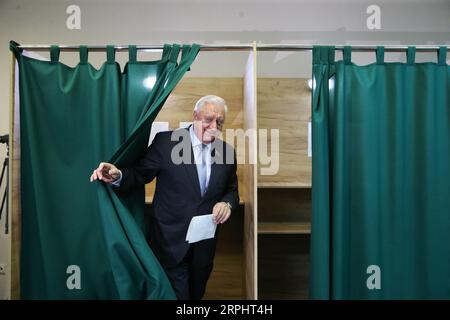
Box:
[0,0,449,299]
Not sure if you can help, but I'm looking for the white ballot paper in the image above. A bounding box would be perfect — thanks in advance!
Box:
[186,214,217,244]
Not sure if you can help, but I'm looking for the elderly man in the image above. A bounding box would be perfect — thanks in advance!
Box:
[90,95,239,300]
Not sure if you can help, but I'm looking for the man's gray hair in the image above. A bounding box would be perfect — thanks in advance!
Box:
[194,95,228,115]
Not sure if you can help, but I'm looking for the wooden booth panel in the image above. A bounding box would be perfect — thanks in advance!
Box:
[256,78,312,300]
[258,235,310,299]
[11,53,20,299]
[257,188,311,235]
[242,46,258,300]
[257,78,312,187]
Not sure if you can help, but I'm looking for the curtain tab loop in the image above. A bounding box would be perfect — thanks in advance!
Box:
[328,46,335,64]
[168,44,180,63]
[129,45,137,63]
[181,45,192,70]
[50,45,60,63]
[407,46,416,65]
[343,46,351,65]
[9,40,23,59]
[162,44,171,60]
[376,46,385,65]
[181,45,190,60]
[79,45,88,64]
[313,46,335,65]
[106,45,115,64]
[438,46,447,66]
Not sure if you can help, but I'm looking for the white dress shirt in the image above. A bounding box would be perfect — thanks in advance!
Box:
[190,124,212,192]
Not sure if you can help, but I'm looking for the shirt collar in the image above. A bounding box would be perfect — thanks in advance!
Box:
[189,123,203,148]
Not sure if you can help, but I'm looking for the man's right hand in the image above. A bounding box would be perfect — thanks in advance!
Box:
[90,162,121,184]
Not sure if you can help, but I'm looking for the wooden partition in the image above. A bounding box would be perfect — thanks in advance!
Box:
[257,78,311,187]
[256,78,312,299]
[10,52,20,300]
[242,44,258,300]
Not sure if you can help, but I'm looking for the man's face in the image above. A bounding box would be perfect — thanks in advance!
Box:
[193,102,226,143]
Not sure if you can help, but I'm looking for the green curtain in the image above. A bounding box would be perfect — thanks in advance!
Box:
[310,45,450,299]
[10,41,200,299]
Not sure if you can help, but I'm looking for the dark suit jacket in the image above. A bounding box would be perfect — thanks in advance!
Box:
[114,126,239,268]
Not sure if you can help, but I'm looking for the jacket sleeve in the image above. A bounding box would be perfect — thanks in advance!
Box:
[220,148,239,213]
[113,132,163,194]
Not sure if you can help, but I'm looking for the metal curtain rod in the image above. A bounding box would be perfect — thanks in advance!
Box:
[16,43,450,52]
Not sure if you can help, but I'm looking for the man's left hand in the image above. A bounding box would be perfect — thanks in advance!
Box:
[212,202,231,225]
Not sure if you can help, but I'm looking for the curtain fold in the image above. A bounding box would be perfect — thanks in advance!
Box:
[310,45,450,299]
[10,41,200,299]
